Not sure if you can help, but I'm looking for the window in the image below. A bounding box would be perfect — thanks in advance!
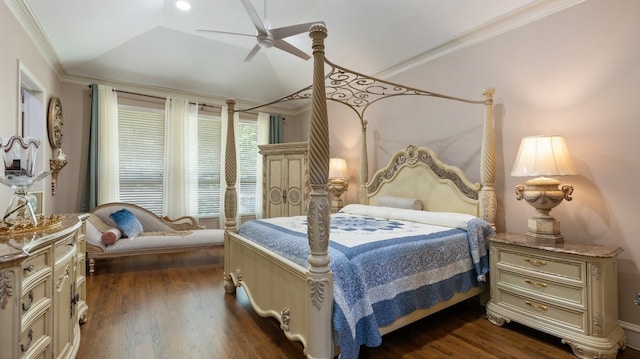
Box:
[197,115,258,216]
[117,105,260,217]
[237,119,258,215]
[118,106,165,214]
[197,115,222,216]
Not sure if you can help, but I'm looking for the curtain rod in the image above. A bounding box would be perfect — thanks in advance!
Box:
[88,85,220,110]
[88,85,267,116]
[115,89,221,110]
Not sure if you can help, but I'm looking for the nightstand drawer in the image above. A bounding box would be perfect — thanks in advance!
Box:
[498,249,584,282]
[496,269,585,307]
[496,290,585,331]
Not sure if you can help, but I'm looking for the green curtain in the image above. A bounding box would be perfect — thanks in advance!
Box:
[269,114,284,144]
[80,84,99,212]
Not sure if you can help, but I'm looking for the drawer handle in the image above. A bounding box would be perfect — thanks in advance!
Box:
[20,329,33,352]
[22,290,34,312]
[23,264,34,273]
[524,279,548,288]
[524,258,547,266]
[525,301,548,312]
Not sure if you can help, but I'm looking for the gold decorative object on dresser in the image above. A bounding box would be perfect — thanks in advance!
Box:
[486,233,626,358]
[0,214,88,359]
[259,142,309,218]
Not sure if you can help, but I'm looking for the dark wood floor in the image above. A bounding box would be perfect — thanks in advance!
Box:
[77,248,639,359]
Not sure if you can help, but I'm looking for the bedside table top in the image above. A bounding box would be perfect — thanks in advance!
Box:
[491,233,623,258]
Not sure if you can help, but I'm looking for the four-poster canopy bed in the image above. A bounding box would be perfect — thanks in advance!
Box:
[222,23,496,358]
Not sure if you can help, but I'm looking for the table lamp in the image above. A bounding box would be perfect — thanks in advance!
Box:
[511,135,577,243]
[328,158,348,212]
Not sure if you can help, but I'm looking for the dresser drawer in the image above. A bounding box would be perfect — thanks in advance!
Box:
[20,278,49,317]
[54,232,76,261]
[496,269,585,308]
[19,310,50,355]
[21,250,50,281]
[497,248,584,283]
[495,289,586,332]
[20,335,50,359]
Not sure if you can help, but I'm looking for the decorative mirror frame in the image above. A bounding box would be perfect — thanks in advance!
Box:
[47,96,63,149]
[47,96,67,195]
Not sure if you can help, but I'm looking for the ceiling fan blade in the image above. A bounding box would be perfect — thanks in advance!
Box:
[197,29,256,38]
[239,0,268,34]
[273,39,311,60]
[270,21,325,40]
[244,44,262,62]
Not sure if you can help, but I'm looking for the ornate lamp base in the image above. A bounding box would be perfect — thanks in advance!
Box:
[527,217,563,242]
[328,179,348,213]
[515,176,574,244]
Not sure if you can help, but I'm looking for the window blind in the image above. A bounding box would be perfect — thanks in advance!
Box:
[197,115,222,216]
[238,119,258,215]
[115,105,260,217]
[117,106,165,214]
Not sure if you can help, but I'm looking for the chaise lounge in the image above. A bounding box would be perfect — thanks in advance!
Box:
[84,202,224,274]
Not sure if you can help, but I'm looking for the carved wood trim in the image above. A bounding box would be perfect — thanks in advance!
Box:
[367,144,480,200]
[0,269,15,310]
[308,278,330,311]
[280,307,291,332]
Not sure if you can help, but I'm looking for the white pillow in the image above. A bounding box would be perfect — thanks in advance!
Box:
[339,204,476,229]
[377,195,423,210]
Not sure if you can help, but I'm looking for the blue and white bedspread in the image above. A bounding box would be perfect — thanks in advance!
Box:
[237,204,494,359]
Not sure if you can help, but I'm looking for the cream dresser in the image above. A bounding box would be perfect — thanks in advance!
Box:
[486,233,626,358]
[0,214,88,359]
[259,142,309,218]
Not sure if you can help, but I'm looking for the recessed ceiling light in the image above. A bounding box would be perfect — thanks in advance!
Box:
[176,1,191,11]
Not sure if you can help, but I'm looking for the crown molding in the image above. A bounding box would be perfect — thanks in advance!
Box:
[375,0,586,80]
[5,0,65,77]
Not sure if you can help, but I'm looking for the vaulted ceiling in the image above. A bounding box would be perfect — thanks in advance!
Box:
[8,0,579,106]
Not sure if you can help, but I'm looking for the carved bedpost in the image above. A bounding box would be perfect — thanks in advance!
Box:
[479,88,497,229]
[359,120,369,204]
[224,98,238,232]
[223,98,238,294]
[305,23,333,359]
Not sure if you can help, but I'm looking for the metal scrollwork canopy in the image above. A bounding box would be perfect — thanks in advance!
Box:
[239,58,487,126]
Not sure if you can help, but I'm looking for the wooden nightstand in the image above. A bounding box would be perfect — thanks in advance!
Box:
[486,233,627,358]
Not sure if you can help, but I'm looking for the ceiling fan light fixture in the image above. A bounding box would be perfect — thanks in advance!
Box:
[257,34,274,48]
[198,0,319,61]
[176,1,191,11]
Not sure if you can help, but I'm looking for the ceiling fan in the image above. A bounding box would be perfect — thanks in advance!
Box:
[197,0,323,62]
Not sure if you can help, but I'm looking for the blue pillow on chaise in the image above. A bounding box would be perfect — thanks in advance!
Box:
[109,208,144,238]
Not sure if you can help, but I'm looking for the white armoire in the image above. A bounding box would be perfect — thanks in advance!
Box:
[259,142,309,218]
